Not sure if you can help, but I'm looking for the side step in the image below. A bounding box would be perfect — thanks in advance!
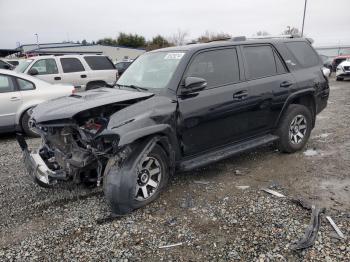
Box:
[178,134,279,171]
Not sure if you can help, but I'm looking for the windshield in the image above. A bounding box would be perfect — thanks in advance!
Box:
[117,52,185,89]
[14,59,33,73]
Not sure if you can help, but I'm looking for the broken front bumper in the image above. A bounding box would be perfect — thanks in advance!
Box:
[16,133,64,186]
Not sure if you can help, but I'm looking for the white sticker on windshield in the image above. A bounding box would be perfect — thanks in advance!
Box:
[164,53,184,60]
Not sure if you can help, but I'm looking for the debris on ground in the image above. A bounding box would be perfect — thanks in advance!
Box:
[233,169,244,176]
[326,216,345,239]
[303,149,318,156]
[236,185,250,190]
[159,242,183,249]
[292,206,326,250]
[261,188,285,198]
[193,180,210,185]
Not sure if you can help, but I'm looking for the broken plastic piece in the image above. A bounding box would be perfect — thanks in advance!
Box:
[326,216,345,239]
[236,186,250,190]
[292,205,325,250]
[261,188,285,197]
[159,242,183,249]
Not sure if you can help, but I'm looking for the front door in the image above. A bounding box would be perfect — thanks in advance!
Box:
[178,47,252,156]
[28,58,62,84]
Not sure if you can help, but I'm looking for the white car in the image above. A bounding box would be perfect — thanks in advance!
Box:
[0,69,74,136]
[15,55,118,91]
[336,59,350,81]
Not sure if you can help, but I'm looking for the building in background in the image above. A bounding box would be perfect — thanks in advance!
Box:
[3,42,146,62]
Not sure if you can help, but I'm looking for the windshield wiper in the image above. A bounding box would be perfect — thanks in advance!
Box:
[117,84,148,92]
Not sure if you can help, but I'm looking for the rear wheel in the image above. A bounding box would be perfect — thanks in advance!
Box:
[21,109,39,137]
[104,144,169,215]
[277,104,312,153]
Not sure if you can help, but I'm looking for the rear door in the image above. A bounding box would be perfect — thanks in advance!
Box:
[28,58,62,84]
[0,74,22,130]
[59,57,88,89]
[83,56,117,84]
[240,44,295,133]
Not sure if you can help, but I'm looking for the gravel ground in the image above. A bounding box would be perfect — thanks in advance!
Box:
[0,78,349,261]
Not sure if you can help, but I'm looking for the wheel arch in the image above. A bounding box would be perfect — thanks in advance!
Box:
[275,90,317,129]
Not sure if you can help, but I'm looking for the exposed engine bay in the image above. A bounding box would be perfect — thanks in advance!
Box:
[31,97,147,186]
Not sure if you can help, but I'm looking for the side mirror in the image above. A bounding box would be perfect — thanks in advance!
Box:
[28,68,39,76]
[3,65,11,70]
[182,76,207,94]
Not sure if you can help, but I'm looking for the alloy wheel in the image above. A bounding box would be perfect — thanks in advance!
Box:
[289,114,307,144]
[135,156,162,201]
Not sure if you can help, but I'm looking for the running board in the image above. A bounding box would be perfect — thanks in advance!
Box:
[178,134,279,171]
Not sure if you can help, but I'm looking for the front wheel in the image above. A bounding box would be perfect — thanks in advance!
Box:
[104,143,169,215]
[21,109,39,137]
[277,104,312,153]
[336,77,344,81]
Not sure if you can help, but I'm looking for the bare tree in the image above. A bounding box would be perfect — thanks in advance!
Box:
[283,26,300,36]
[255,30,270,36]
[169,29,189,46]
[196,30,231,43]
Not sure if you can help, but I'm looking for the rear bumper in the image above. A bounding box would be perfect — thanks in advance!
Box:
[16,133,64,186]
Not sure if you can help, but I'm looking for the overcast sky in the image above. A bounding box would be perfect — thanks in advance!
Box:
[0,0,349,48]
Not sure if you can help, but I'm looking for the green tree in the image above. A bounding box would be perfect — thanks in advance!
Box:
[82,39,87,45]
[96,37,118,46]
[196,31,231,43]
[146,35,173,51]
[117,33,146,48]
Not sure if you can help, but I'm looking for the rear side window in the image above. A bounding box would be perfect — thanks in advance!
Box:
[60,58,85,73]
[243,45,277,79]
[17,78,35,91]
[0,74,15,93]
[84,56,115,70]
[185,48,240,87]
[285,42,320,67]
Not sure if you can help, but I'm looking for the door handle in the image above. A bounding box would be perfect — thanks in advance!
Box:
[233,90,248,100]
[81,74,87,78]
[54,76,61,80]
[280,81,293,88]
[10,97,20,101]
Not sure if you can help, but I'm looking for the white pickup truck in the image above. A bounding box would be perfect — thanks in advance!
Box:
[15,55,118,91]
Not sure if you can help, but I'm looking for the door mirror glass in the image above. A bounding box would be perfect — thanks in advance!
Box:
[28,68,39,76]
[182,76,207,93]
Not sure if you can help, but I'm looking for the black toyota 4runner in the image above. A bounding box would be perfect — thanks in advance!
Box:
[17,37,329,215]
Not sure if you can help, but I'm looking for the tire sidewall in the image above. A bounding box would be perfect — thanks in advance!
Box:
[104,143,169,215]
[21,110,39,137]
[278,105,312,153]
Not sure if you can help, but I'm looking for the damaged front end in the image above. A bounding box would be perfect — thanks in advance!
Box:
[16,89,154,187]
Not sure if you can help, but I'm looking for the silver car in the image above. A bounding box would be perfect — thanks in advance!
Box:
[0,69,74,136]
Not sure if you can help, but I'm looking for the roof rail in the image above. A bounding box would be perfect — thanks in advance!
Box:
[248,34,297,40]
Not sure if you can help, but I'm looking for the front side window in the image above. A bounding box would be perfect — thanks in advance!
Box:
[117,52,185,89]
[14,59,33,73]
[31,59,58,75]
[60,58,85,73]
[32,59,58,75]
[84,56,115,70]
[185,48,240,87]
[285,41,320,68]
[0,74,15,93]
[243,45,277,80]
[17,78,35,91]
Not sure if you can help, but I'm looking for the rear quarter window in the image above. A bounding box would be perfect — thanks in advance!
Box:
[285,41,320,68]
[84,56,115,70]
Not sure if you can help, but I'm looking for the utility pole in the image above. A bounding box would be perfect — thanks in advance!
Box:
[301,0,308,37]
[35,33,39,49]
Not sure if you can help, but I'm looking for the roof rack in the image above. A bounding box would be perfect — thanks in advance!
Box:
[247,34,296,40]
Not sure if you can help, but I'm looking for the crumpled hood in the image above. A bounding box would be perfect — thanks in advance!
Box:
[32,88,153,123]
